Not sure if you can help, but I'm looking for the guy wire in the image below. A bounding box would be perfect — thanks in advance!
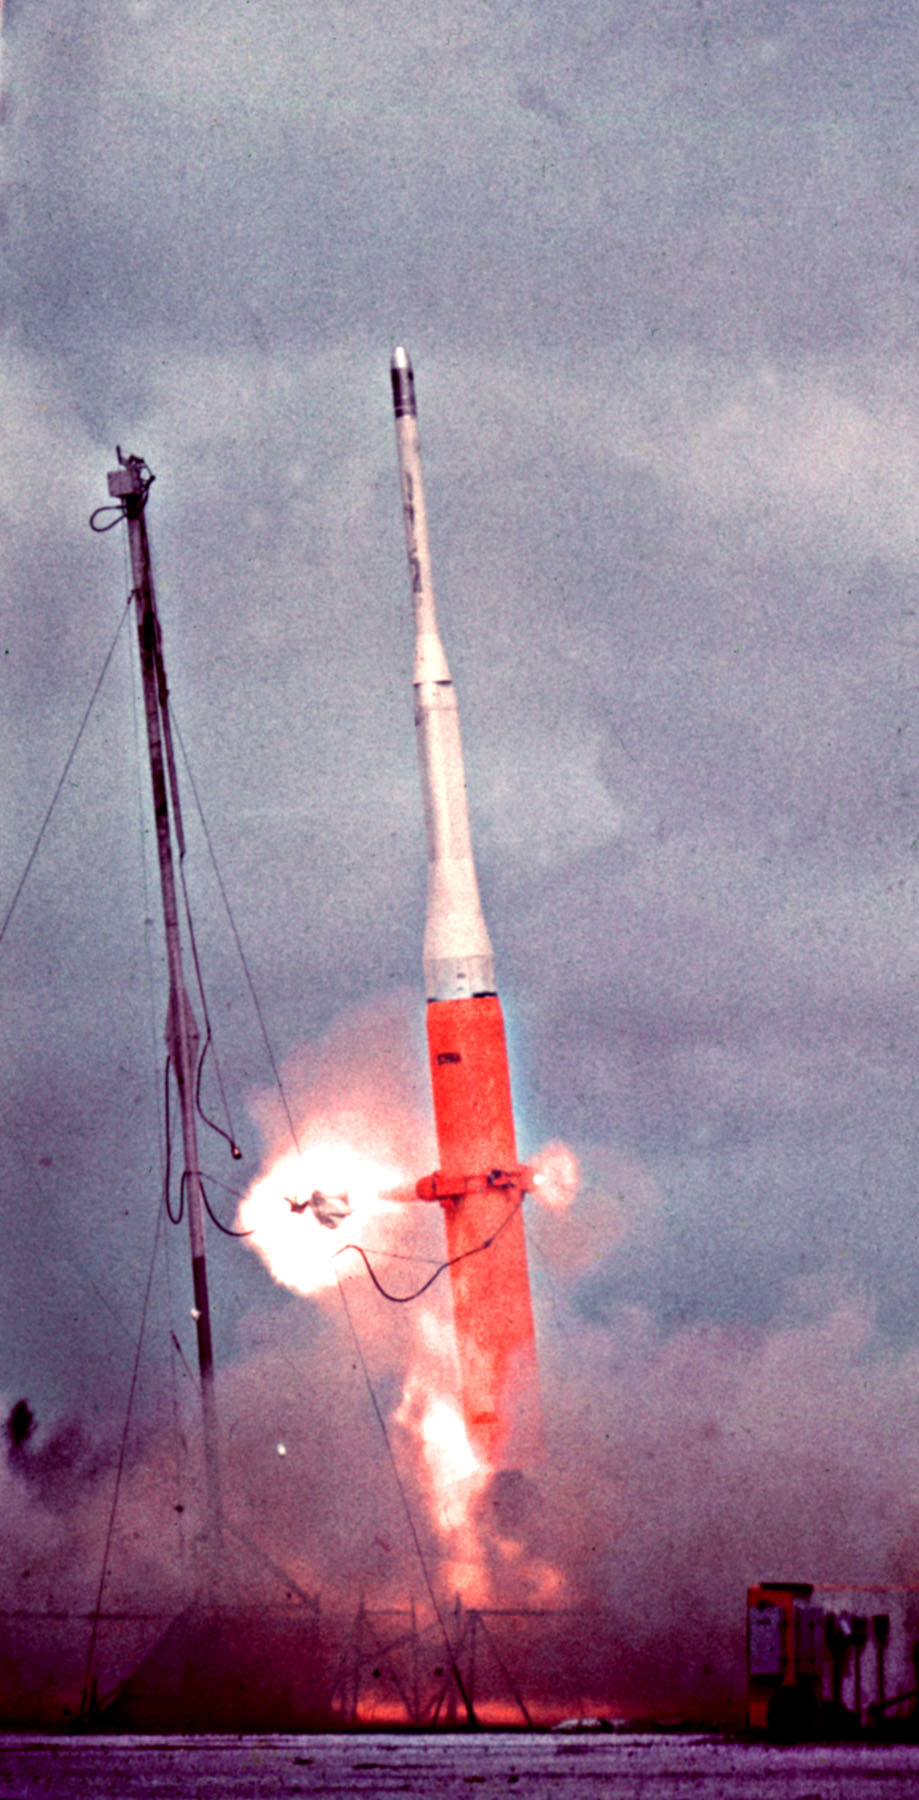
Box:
[334,1271,478,1726]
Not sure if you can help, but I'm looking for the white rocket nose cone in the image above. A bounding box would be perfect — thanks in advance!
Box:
[391,346,417,419]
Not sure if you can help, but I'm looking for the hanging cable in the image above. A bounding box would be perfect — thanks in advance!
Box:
[334,1193,526,1305]
[87,504,125,534]
[342,1244,445,1269]
[194,1020,242,1161]
[0,602,130,950]
[164,1058,250,1236]
[88,452,154,533]
[335,1272,478,1727]
[180,1170,252,1239]
[172,833,242,1162]
[145,625,240,1160]
[134,567,242,1165]
[170,709,303,1157]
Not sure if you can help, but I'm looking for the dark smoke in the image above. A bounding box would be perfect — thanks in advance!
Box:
[4,1399,111,1513]
[6,1399,35,1454]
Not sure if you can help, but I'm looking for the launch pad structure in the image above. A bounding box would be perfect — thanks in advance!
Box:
[328,1597,576,1730]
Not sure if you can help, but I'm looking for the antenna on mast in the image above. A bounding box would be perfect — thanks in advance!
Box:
[102,452,222,1585]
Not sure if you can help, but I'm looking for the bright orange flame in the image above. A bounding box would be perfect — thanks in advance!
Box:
[418,1396,481,1494]
[394,1310,490,1596]
[399,1380,484,1539]
[396,1315,482,1497]
[531,1141,580,1211]
[237,1138,408,1296]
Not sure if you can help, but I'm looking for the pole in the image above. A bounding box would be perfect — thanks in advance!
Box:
[106,453,222,1585]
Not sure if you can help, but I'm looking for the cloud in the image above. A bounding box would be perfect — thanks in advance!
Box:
[4,0,919,1724]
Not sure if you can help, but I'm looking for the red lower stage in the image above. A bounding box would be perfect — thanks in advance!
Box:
[425,994,540,1467]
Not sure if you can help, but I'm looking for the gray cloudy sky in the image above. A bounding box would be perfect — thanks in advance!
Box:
[3,0,919,1657]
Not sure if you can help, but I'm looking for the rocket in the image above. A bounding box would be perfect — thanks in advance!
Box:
[390,347,540,1469]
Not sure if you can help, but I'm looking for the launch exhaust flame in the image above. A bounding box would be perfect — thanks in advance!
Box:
[396,1315,484,1522]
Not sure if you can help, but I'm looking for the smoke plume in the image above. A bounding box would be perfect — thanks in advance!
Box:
[4,999,919,1725]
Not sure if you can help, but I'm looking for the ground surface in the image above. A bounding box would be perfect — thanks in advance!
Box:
[3,1733,919,1799]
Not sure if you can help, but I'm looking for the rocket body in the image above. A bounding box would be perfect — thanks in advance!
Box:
[391,348,539,1468]
[391,346,495,1006]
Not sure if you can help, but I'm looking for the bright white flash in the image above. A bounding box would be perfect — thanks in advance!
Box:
[237,1140,406,1297]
